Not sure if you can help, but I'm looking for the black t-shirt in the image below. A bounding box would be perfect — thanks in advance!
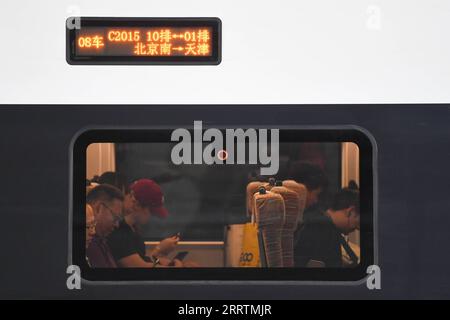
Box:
[294,213,342,268]
[107,220,146,262]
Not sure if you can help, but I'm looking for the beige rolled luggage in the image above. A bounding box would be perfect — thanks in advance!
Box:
[253,188,285,267]
[270,182,300,267]
[282,180,307,228]
[246,181,266,216]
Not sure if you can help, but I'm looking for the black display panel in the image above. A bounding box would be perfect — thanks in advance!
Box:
[66,17,221,65]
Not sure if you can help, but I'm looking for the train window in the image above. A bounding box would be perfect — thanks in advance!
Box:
[73,126,374,281]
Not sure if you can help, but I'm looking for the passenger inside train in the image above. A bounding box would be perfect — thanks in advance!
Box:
[84,141,361,268]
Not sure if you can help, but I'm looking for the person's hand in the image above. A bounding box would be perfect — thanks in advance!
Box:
[158,257,172,266]
[157,257,184,267]
[155,236,179,256]
[172,259,183,267]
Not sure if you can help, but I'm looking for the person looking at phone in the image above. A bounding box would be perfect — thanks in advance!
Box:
[107,179,183,268]
[294,188,360,268]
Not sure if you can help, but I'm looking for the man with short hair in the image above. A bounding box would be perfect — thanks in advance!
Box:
[86,184,124,268]
[107,179,183,268]
[294,188,360,268]
[288,162,329,210]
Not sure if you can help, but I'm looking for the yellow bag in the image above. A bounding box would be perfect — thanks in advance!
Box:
[239,222,261,267]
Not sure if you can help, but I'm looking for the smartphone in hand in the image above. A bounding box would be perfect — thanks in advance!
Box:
[169,251,189,266]
[172,232,181,239]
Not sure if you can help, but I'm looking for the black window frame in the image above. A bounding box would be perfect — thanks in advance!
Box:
[73,127,375,282]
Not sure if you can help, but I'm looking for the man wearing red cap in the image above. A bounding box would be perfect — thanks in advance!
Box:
[107,179,182,268]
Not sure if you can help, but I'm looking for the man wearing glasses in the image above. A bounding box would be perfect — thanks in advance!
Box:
[86,184,124,268]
